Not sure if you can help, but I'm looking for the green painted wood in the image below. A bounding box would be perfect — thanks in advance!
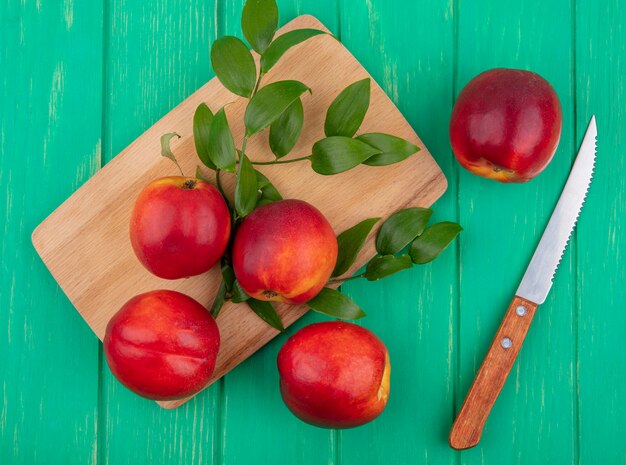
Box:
[216,2,339,464]
[338,0,459,463]
[0,0,103,464]
[3,0,626,463]
[575,0,626,462]
[98,2,221,465]
[455,1,578,463]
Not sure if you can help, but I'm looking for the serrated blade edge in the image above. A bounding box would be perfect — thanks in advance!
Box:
[516,116,597,304]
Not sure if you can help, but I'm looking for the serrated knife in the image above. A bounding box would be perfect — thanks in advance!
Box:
[449,116,597,450]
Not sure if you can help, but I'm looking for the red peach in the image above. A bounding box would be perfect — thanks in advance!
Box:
[104,290,220,400]
[450,68,562,182]
[277,322,391,428]
[130,177,230,279]
[232,199,338,304]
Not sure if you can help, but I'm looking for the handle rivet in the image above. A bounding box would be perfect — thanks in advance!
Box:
[501,337,512,349]
[516,305,527,316]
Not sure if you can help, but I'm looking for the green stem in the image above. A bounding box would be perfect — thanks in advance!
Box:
[215,169,226,196]
[327,273,366,285]
[251,156,311,166]
[240,136,248,158]
[238,71,262,158]
[253,72,264,95]
[174,161,185,177]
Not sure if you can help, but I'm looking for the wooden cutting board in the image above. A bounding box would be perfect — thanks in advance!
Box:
[31,15,447,409]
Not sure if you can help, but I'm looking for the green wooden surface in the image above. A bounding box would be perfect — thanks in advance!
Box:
[1,0,624,463]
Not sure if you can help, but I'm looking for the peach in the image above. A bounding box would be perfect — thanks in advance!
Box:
[130,177,231,279]
[277,322,391,428]
[104,290,220,400]
[232,199,338,304]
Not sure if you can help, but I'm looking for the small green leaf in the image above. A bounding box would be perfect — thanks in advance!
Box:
[310,136,381,175]
[161,132,183,175]
[221,260,235,292]
[211,36,257,97]
[256,170,282,205]
[332,217,380,277]
[235,153,258,217]
[324,78,370,137]
[358,133,420,166]
[208,109,237,172]
[307,287,366,320]
[231,280,250,303]
[244,80,310,135]
[269,98,304,158]
[193,104,216,169]
[210,280,228,318]
[364,254,413,281]
[409,222,462,264]
[160,132,181,162]
[195,166,211,183]
[376,208,433,255]
[247,299,284,331]
[242,0,278,54]
[260,29,327,73]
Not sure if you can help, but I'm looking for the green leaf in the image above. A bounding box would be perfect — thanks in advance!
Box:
[332,217,380,277]
[247,299,284,331]
[160,132,181,163]
[241,0,278,54]
[244,80,310,135]
[235,153,257,217]
[364,254,413,281]
[210,280,228,318]
[161,132,183,174]
[409,222,462,264]
[269,98,304,158]
[255,170,272,188]
[211,36,257,97]
[324,78,370,137]
[193,104,216,169]
[208,109,237,172]
[195,166,211,183]
[221,260,235,292]
[358,133,420,166]
[260,29,327,73]
[256,170,282,205]
[231,280,250,303]
[375,207,433,255]
[307,287,366,320]
[310,136,381,175]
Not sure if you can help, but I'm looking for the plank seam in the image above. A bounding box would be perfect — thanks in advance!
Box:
[571,0,581,462]
[451,0,462,463]
[96,0,110,463]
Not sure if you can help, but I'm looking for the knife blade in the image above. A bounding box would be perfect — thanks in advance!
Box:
[517,116,597,303]
[449,116,597,450]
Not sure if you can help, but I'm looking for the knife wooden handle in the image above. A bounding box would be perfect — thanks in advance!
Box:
[449,296,538,450]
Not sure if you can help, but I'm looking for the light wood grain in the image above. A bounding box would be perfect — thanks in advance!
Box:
[31,15,446,409]
[449,296,538,450]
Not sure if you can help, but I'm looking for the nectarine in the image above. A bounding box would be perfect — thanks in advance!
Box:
[232,199,338,304]
[104,290,220,401]
[130,177,231,279]
[277,322,390,428]
[450,68,562,182]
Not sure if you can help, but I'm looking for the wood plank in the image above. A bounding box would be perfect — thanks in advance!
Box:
[455,0,578,463]
[31,14,447,409]
[575,0,626,462]
[217,2,339,465]
[96,1,222,464]
[0,0,103,463]
[336,1,459,464]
